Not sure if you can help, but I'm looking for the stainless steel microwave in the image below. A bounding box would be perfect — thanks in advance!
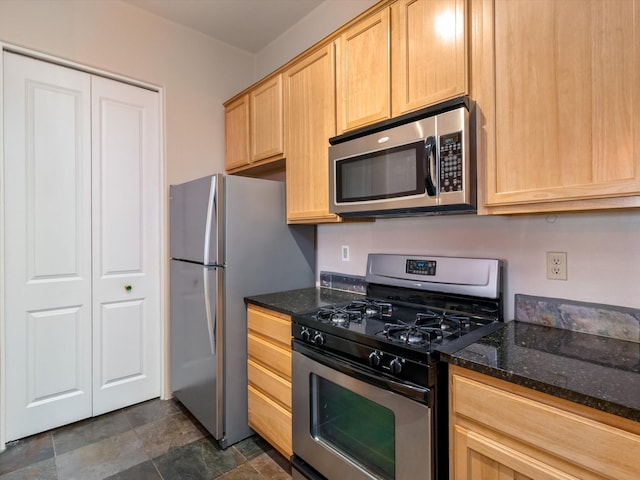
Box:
[329,97,475,217]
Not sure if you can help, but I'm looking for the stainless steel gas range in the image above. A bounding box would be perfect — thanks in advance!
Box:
[291,254,504,480]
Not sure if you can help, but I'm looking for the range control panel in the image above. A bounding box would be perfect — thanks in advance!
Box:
[406,259,437,276]
[439,131,463,192]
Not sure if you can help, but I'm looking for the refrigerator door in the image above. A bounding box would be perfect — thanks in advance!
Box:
[169,174,223,265]
[170,259,223,439]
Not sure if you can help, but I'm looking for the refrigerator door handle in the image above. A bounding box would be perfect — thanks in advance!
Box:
[203,175,217,265]
[203,268,216,355]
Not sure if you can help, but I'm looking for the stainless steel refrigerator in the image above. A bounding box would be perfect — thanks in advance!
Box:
[169,174,315,448]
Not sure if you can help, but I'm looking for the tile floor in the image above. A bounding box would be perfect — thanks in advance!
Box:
[0,398,292,480]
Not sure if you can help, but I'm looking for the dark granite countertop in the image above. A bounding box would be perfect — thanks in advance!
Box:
[245,287,365,317]
[442,321,640,423]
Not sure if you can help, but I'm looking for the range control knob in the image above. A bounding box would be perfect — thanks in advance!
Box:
[312,332,325,346]
[368,351,383,367]
[389,357,404,375]
[300,328,311,342]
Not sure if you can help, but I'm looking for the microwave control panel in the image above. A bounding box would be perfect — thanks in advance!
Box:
[439,131,463,192]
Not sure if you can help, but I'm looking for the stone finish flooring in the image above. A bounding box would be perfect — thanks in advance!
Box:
[0,398,292,480]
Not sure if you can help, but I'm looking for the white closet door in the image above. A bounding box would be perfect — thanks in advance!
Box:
[3,52,93,441]
[91,76,161,415]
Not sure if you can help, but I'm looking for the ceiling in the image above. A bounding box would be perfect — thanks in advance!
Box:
[124,0,325,53]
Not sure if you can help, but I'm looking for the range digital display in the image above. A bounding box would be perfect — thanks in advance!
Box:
[406,259,436,275]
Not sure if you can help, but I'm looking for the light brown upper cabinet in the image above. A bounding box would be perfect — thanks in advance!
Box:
[224,74,284,173]
[473,0,640,214]
[250,74,284,162]
[285,43,343,224]
[336,0,467,134]
[391,0,466,117]
[336,7,391,134]
[224,94,250,171]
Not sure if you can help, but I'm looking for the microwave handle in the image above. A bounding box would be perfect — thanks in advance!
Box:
[424,136,437,197]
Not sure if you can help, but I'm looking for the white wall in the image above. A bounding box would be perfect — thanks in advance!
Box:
[0,0,255,184]
[318,211,640,319]
[255,0,377,78]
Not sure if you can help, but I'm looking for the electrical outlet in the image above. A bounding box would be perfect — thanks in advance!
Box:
[546,252,567,280]
[341,245,350,262]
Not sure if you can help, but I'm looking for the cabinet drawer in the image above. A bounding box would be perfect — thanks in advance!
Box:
[248,385,292,458]
[247,332,291,380]
[248,358,291,410]
[247,305,291,348]
[451,371,640,480]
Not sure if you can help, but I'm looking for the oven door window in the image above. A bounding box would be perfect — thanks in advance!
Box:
[335,141,425,203]
[312,375,395,480]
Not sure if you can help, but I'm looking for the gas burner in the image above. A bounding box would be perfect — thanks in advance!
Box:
[415,311,441,323]
[444,314,473,329]
[381,322,443,347]
[314,306,364,328]
[399,328,432,346]
[345,299,393,318]
[330,311,349,327]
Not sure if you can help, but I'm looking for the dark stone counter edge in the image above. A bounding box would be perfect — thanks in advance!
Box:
[441,352,640,424]
[244,287,365,317]
[244,297,298,317]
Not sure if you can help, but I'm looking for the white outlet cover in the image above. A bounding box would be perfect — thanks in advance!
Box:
[546,252,567,280]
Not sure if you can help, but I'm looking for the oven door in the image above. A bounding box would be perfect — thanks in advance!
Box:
[292,342,433,480]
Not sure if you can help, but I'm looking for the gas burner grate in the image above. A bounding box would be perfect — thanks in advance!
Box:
[314,299,394,328]
[315,307,362,327]
[382,323,437,347]
[379,310,477,347]
[346,299,393,318]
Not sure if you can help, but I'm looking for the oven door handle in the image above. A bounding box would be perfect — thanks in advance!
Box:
[293,340,433,405]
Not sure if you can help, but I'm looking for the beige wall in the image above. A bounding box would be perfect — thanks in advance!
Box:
[0,0,255,184]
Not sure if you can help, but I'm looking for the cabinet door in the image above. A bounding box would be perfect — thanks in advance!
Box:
[476,0,640,213]
[336,8,391,133]
[250,74,284,162]
[391,0,466,116]
[91,76,161,415]
[224,94,250,170]
[285,44,342,224]
[450,367,640,480]
[453,426,583,480]
[3,52,93,441]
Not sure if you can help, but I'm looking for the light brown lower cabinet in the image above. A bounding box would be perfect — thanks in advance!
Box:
[449,365,640,480]
[247,304,293,458]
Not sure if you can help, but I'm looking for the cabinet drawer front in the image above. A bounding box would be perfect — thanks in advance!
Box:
[248,385,292,458]
[248,359,291,410]
[247,306,291,348]
[452,373,640,480]
[247,333,291,380]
